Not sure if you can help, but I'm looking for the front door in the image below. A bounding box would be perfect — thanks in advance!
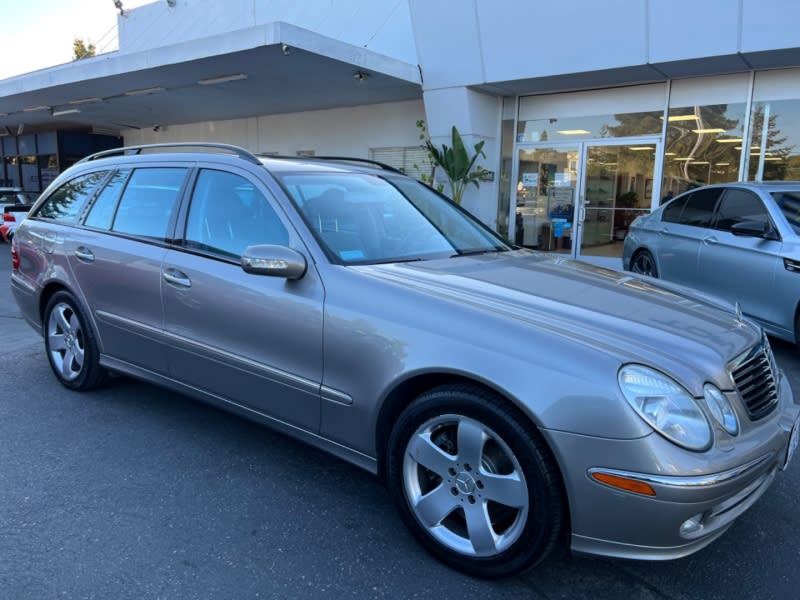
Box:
[510,138,661,269]
[161,166,324,432]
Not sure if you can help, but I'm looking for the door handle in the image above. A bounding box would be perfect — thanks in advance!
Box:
[74,246,95,262]
[162,268,192,288]
[702,236,718,245]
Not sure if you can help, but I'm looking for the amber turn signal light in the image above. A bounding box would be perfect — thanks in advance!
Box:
[591,472,656,496]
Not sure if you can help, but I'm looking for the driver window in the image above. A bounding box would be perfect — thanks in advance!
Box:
[184,169,289,258]
[713,189,771,232]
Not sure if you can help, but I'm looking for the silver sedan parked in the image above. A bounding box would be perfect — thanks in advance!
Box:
[623,182,800,344]
[10,145,800,578]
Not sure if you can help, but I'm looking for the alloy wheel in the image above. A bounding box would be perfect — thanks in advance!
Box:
[402,414,529,557]
[47,302,86,381]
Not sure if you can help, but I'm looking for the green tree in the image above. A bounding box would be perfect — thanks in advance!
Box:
[73,38,96,60]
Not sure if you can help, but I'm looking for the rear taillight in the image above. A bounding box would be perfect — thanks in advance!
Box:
[2,212,15,222]
[11,241,20,270]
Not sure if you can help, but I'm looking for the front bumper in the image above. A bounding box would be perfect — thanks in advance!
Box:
[545,371,799,561]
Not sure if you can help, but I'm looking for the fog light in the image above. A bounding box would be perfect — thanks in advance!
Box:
[680,513,704,537]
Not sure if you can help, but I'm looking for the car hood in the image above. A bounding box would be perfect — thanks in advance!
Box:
[357,250,759,393]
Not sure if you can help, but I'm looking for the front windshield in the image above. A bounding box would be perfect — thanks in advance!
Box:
[279,172,511,264]
[772,191,800,235]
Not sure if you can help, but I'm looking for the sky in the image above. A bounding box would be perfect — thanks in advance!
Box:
[0,0,154,80]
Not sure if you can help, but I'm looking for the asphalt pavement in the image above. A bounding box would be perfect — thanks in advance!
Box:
[1,242,799,599]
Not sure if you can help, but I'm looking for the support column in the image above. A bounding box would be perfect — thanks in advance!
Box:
[422,87,502,229]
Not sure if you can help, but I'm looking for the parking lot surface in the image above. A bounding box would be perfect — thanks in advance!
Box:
[1,242,799,599]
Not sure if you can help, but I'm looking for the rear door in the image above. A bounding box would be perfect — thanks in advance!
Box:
[656,187,723,286]
[161,166,324,431]
[71,166,190,374]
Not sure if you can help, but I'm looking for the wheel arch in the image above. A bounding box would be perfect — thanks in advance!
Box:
[39,281,72,325]
[38,281,103,351]
[374,371,560,484]
[630,246,659,274]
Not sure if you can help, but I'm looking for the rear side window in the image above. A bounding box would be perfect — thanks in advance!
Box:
[675,188,722,227]
[713,189,771,232]
[661,197,687,223]
[112,168,188,240]
[84,169,131,230]
[35,171,107,222]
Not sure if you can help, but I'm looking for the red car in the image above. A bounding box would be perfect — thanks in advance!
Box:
[1,208,29,242]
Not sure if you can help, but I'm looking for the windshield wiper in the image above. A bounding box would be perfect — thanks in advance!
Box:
[450,247,509,258]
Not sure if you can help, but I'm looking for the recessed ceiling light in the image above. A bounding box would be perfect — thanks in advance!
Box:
[628,146,654,151]
[23,105,50,112]
[691,128,726,134]
[716,138,743,143]
[69,97,102,105]
[197,73,248,85]
[52,108,80,116]
[557,129,591,135]
[124,86,165,96]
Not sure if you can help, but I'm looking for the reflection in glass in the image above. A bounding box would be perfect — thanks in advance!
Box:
[748,100,800,181]
[37,171,107,222]
[517,111,662,143]
[661,104,746,201]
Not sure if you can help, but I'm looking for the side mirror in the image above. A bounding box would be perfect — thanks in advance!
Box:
[730,220,778,240]
[241,245,307,279]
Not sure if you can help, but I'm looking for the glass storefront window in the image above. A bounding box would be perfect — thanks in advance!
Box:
[21,155,39,193]
[747,69,800,181]
[518,83,667,143]
[4,156,20,188]
[517,111,663,142]
[496,118,514,238]
[661,103,746,199]
[661,74,749,200]
[39,155,58,190]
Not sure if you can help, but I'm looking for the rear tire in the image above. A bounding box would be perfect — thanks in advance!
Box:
[44,291,108,390]
[631,249,658,278]
[387,384,565,578]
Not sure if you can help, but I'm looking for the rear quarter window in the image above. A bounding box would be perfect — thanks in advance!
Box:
[661,197,687,223]
[35,171,108,222]
[674,188,722,227]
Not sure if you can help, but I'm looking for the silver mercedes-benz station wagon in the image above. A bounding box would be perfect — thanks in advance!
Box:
[10,144,800,577]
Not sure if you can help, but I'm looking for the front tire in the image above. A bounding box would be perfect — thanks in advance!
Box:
[387,384,565,578]
[44,291,108,390]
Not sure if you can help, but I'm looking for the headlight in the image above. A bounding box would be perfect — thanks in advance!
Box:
[618,365,712,451]
[703,384,739,436]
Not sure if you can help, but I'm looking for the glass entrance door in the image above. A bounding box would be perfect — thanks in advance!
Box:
[576,141,660,265]
[510,138,661,268]
[511,145,579,255]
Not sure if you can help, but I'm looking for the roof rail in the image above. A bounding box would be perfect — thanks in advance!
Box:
[259,154,405,174]
[77,142,262,165]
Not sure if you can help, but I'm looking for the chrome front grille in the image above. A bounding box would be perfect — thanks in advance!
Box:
[730,339,779,421]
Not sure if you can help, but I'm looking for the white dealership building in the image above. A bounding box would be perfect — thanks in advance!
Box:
[1,0,799,266]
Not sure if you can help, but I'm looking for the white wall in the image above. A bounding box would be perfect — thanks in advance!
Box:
[120,0,418,64]
[121,99,425,156]
[408,0,800,90]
